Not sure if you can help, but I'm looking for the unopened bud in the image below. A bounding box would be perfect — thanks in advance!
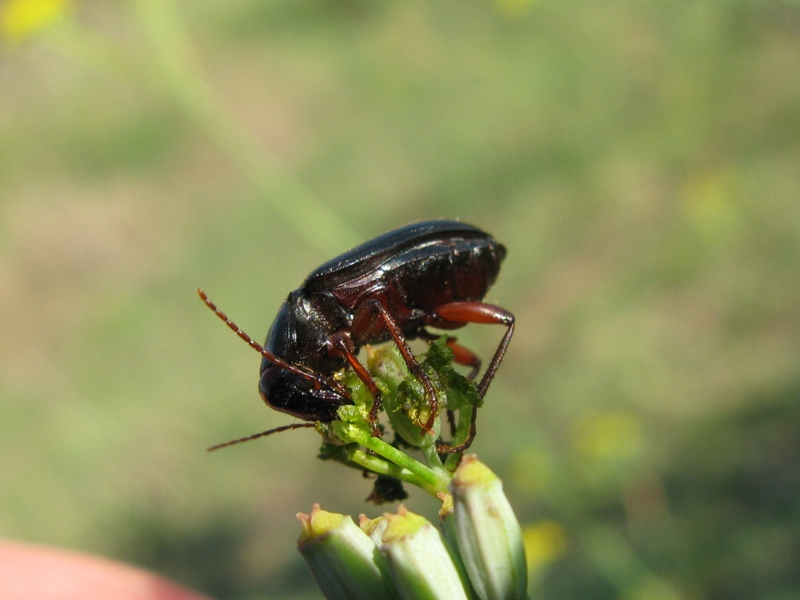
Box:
[297,504,394,600]
[451,456,528,600]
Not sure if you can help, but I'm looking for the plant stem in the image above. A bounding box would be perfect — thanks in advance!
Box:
[334,423,451,497]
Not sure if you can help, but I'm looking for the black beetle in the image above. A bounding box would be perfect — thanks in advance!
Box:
[199,219,514,452]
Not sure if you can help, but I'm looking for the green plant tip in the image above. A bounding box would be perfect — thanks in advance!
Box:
[382,506,431,542]
[452,454,498,488]
[298,504,348,542]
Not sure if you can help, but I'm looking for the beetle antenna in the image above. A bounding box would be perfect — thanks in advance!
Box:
[197,288,321,382]
[197,288,272,356]
[207,423,317,452]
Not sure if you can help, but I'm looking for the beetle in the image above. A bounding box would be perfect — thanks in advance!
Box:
[199,219,514,453]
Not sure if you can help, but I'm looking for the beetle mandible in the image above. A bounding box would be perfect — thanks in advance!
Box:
[199,219,514,453]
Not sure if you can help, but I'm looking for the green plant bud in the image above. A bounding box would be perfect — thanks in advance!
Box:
[369,345,442,448]
[378,506,470,600]
[451,456,528,600]
[297,504,395,600]
[367,344,409,393]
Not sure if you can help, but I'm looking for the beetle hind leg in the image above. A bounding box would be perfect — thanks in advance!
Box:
[427,301,515,454]
[427,301,515,398]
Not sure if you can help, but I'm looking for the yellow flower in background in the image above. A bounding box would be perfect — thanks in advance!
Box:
[522,520,568,574]
[571,410,644,464]
[680,168,744,248]
[1,0,71,42]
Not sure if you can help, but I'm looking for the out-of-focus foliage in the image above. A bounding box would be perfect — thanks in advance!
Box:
[1,1,798,599]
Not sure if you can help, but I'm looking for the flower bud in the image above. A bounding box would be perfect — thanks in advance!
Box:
[378,506,470,600]
[297,504,394,600]
[451,456,528,600]
[368,345,441,448]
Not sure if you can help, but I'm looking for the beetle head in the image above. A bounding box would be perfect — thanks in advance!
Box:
[259,364,347,422]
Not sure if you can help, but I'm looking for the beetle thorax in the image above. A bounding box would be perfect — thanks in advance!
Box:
[262,290,349,374]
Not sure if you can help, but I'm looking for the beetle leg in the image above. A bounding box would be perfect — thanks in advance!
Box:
[428,302,515,454]
[351,299,441,434]
[328,332,384,437]
[428,301,515,398]
[418,330,482,381]
[418,332,476,439]
[418,333,476,438]
[447,338,483,380]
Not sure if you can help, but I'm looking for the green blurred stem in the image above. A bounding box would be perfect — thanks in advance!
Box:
[334,423,451,497]
[343,447,434,491]
[50,0,359,255]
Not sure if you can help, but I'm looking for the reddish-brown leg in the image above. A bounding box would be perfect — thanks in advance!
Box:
[328,332,385,437]
[445,338,482,380]
[420,334,480,438]
[341,299,441,436]
[418,328,483,380]
[428,301,515,454]
[429,301,515,397]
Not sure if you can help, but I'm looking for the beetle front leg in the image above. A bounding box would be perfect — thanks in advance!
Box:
[328,333,384,437]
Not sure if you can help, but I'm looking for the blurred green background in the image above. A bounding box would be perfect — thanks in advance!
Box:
[2,0,799,598]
